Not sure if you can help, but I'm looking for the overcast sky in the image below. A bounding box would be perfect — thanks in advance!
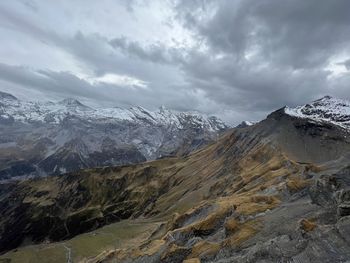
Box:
[1,0,350,124]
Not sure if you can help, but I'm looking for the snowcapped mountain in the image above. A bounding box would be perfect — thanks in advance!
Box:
[0,91,228,180]
[0,91,226,130]
[285,96,350,130]
[235,120,257,128]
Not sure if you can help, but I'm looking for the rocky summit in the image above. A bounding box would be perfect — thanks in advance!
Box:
[0,91,228,180]
[1,97,350,262]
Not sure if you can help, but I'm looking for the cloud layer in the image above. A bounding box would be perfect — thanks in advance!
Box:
[1,0,350,124]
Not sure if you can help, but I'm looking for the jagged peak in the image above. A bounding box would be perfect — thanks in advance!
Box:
[318,95,333,100]
[58,98,91,110]
[0,91,17,101]
[285,96,350,130]
[306,96,350,108]
[129,105,152,115]
[159,105,169,113]
[235,120,257,128]
[0,94,228,129]
[59,98,83,106]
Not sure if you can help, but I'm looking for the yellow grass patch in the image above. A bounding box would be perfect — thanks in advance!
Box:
[286,177,310,192]
[188,241,220,258]
[183,258,201,263]
[236,195,280,215]
[300,219,317,232]
[223,220,262,247]
[224,218,239,234]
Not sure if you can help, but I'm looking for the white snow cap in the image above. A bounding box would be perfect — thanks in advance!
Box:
[285,96,350,130]
[0,91,228,131]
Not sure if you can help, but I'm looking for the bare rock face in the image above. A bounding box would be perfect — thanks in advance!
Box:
[337,189,350,217]
[337,216,350,244]
[338,204,350,217]
[0,91,228,180]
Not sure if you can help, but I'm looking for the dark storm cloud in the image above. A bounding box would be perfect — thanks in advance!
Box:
[0,63,112,101]
[0,5,189,107]
[0,62,204,112]
[175,0,350,68]
[1,0,350,124]
[181,53,330,111]
[341,59,350,71]
[110,37,184,65]
[172,0,350,114]
[0,4,59,43]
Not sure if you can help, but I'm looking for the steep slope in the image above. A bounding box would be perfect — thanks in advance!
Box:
[0,91,228,180]
[1,99,350,262]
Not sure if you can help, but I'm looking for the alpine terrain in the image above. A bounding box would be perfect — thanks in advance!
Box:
[1,96,350,262]
[0,91,228,180]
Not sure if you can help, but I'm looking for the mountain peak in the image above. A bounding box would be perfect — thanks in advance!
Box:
[159,105,168,113]
[58,98,91,110]
[0,91,17,101]
[316,95,333,101]
[59,98,83,106]
[235,120,257,128]
[285,96,350,130]
[129,105,152,116]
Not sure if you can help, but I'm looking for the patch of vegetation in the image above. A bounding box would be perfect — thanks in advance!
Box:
[299,218,317,232]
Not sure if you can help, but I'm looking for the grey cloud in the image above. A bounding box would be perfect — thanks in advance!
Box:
[0,6,185,92]
[182,53,329,111]
[1,0,350,125]
[19,0,38,12]
[175,0,350,69]
[0,4,204,116]
[119,0,146,13]
[109,37,184,65]
[0,62,210,115]
[0,4,60,44]
[0,63,111,102]
[168,0,350,117]
[340,59,350,71]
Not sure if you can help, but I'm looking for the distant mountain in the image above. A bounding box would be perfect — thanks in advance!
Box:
[235,120,257,128]
[0,91,17,101]
[0,91,228,180]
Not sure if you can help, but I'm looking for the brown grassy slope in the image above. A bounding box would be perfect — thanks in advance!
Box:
[88,110,350,262]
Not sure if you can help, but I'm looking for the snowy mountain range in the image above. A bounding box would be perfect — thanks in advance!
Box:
[0,92,226,130]
[285,95,350,131]
[237,96,350,130]
[0,91,228,180]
